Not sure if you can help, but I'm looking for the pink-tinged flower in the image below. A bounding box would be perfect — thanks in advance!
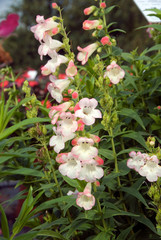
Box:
[90,134,101,143]
[127,151,147,172]
[139,155,161,182]
[101,36,112,46]
[95,156,104,165]
[38,35,63,60]
[75,98,102,125]
[79,163,104,182]
[58,73,67,79]
[74,103,81,112]
[47,76,70,103]
[0,13,19,38]
[56,153,68,163]
[76,183,95,210]
[41,50,68,75]
[104,61,125,84]
[157,106,161,110]
[71,137,78,146]
[57,112,78,137]
[65,60,77,77]
[72,137,98,163]
[49,102,71,124]
[83,20,100,30]
[77,119,85,131]
[58,152,81,179]
[31,16,58,42]
[49,127,75,153]
[77,43,98,65]
[100,2,106,8]
[72,91,78,99]
[84,6,95,15]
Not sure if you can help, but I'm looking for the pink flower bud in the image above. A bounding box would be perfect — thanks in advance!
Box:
[157,106,161,110]
[84,6,95,15]
[74,103,81,112]
[72,138,78,146]
[72,91,78,99]
[77,119,85,131]
[63,97,70,102]
[52,2,58,8]
[95,180,100,187]
[100,2,106,8]
[95,156,104,165]
[101,36,112,46]
[52,27,58,35]
[97,25,103,30]
[83,20,100,30]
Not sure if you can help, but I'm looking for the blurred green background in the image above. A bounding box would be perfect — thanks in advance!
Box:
[2,0,153,71]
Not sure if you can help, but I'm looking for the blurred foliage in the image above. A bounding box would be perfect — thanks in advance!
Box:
[3,0,153,70]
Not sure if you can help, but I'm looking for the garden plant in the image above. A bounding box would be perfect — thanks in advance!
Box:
[0,1,161,239]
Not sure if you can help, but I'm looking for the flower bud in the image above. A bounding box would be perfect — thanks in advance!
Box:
[100,2,106,9]
[52,2,58,9]
[84,6,95,15]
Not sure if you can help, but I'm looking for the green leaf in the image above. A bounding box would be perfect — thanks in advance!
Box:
[0,204,10,239]
[8,168,44,177]
[104,209,139,218]
[62,176,83,192]
[121,187,148,207]
[133,214,157,234]
[0,117,50,141]
[122,131,149,150]
[109,28,126,34]
[13,231,38,240]
[37,230,66,239]
[104,5,118,14]
[119,108,145,129]
[93,232,111,240]
[116,224,135,240]
[99,148,114,160]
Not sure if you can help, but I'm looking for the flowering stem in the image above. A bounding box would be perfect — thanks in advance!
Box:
[100,0,108,35]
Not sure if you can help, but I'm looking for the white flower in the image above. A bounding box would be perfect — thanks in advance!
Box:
[57,112,78,137]
[59,152,81,179]
[71,137,98,163]
[47,76,70,103]
[38,35,63,60]
[79,163,104,182]
[31,15,59,42]
[41,50,68,75]
[104,61,125,84]
[139,155,161,182]
[49,127,75,153]
[76,183,95,210]
[75,98,102,125]
[77,43,98,65]
[127,151,147,172]
[65,60,77,77]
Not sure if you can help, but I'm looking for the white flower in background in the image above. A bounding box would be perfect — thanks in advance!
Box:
[49,127,75,153]
[41,50,68,76]
[72,137,98,163]
[75,98,102,125]
[127,151,147,172]
[47,76,70,103]
[59,152,81,179]
[38,35,63,60]
[104,61,125,84]
[49,102,71,125]
[57,112,78,137]
[77,43,98,65]
[65,60,78,77]
[76,183,95,210]
[139,155,161,182]
[79,163,104,182]
[31,15,59,42]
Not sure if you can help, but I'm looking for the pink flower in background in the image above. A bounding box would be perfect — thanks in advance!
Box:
[84,6,95,15]
[76,183,95,210]
[77,43,98,65]
[75,98,102,125]
[104,61,125,84]
[0,13,19,38]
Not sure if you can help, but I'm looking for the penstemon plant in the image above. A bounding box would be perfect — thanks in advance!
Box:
[0,1,161,240]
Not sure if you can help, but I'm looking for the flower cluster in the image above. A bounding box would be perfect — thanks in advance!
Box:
[31,8,104,210]
[127,151,161,182]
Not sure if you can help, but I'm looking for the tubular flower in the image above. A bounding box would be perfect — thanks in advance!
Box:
[77,43,98,65]
[127,151,148,172]
[75,98,102,125]
[57,112,78,137]
[84,6,95,15]
[41,50,68,76]
[83,20,100,30]
[65,60,78,77]
[76,183,95,210]
[49,102,71,125]
[38,35,63,60]
[71,137,98,163]
[104,61,125,84]
[31,15,59,42]
[47,75,70,103]
[79,163,104,182]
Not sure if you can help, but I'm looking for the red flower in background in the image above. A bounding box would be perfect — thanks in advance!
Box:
[0,80,9,88]
[0,13,19,38]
